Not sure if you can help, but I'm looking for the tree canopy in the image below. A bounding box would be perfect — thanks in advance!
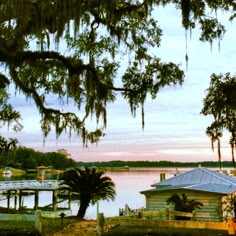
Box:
[201,73,236,169]
[0,1,236,145]
[0,88,22,165]
[7,146,76,169]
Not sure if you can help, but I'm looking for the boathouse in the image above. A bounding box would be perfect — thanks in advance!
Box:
[141,167,236,222]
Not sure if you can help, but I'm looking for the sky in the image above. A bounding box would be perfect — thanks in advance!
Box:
[3,5,236,163]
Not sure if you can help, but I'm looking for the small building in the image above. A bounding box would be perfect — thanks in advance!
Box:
[141,167,236,222]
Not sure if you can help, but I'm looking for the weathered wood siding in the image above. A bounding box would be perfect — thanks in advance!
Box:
[144,189,223,222]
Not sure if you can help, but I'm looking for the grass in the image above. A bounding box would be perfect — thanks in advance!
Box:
[0,217,230,236]
[0,216,79,235]
[0,220,36,235]
[103,225,229,236]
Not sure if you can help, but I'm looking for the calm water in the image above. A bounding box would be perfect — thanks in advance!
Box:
[0,167,214,219]
[87,168,179,219]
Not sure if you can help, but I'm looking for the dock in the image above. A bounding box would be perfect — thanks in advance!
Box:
[0,180,73,214]
[0,180,59,190]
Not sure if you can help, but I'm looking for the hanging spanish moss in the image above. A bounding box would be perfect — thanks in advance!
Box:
[0,0,234,146]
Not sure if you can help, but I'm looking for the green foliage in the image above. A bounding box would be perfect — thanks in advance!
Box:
[1,0,235,146]
[0,88,22,166]
[222,194,236,221]
[0,88,23,132]
[77,160,236,168]
[0,136,18,166]
[60,167,116,219]
[167,193,203,220]
[8,146,76,169]
[201,73,236,168]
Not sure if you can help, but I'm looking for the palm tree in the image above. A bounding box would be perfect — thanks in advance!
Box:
[60,167,116,219]
[167,193,203,220]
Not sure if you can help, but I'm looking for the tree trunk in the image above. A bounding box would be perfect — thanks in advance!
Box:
[77,195,90,219]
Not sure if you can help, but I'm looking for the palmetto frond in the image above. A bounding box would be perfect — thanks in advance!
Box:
[167,193,203,212]
[60,167,116,218]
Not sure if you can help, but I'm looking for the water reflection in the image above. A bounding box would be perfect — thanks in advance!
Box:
[0,168,189,219]
[0,173,60,181]
[85,168,179,219]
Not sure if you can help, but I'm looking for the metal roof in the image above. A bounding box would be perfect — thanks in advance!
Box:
[141,183,236,195]
[142,167,236,195]
[152,167,236,187]
[185,183,236,194]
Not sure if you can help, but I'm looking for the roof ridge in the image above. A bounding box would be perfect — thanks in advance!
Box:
[184,183,202,189]
[153,167,236,187]
[199,167,236,185]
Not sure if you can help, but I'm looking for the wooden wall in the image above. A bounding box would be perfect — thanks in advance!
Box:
[144,189,223,222]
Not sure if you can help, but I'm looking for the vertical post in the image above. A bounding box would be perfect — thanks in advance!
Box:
[14,191,17,209]
[35,210,42,235]
[160,173,166,181]
[34,190,39,210]
[97,201,99,219]
[166,208,170,220]
[97,213,104,236]
[68,192,71,209]
[125,204,129,216]
[119,208,123,216]
[228,217,235,235]
[19,190,22,209]
[53,190,58,211]
[7,191,10,210]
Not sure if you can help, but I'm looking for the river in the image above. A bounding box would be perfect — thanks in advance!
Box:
[0,167,220,219]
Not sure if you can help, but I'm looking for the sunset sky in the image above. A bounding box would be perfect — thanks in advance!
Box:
[3,5,236,163]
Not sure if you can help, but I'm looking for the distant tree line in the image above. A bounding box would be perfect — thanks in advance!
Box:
[1,146,76,170]
[77,160,235,168]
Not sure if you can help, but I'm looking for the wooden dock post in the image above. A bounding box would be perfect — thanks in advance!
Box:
[14,191,17,209]
[34,190,39,210]
[7,191,10,210]
[53,190,58,211]
[68,192,72,209]
[19,190,22,208]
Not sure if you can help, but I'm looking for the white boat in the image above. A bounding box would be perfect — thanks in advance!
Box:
[2,167,12,176]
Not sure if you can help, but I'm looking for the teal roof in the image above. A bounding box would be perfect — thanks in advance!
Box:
[141,167,236,195]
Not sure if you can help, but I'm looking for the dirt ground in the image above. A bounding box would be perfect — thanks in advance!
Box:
[51,220,98,236]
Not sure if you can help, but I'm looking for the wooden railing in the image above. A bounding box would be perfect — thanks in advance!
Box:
[104,208,236,235]
[105,214,235,235]
[119,206,210,221]
[0,180,59,190]
[142,208,196,220]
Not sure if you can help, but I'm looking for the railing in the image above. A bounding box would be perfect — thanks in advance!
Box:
[105,212,236,235]
[0,210,42,234]
[0,180,60,190]
[142,208,196,220]
[119,206,211,221]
